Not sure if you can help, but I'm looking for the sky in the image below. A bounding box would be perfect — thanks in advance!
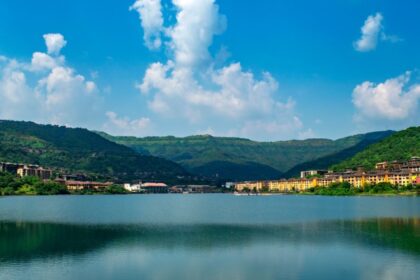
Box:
[0,0,419,141]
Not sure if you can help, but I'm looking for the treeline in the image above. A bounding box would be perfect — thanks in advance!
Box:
[0,172,127,196]
[0,172,68,195]
[305,182,419,196]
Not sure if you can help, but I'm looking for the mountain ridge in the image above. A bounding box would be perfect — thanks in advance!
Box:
[99,130,394,181]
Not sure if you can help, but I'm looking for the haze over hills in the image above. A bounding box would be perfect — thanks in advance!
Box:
[99,131,394,181]
[331,126,420,171]
[0,120,187,182]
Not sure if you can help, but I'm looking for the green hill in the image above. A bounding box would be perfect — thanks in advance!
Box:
[99,131,393,181]
[331,126,420,171]
[283,131,394,178]
[0,120,187,182]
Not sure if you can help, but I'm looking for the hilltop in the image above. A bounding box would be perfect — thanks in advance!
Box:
[331,126,420,171]
[99,131,393,181]
[0,120,187,182]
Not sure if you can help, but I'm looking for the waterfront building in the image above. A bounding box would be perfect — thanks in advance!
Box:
[187,185,217,193]
[234,158,420,193]
[63,180,113,191]
[235,181,264,192]
[123,183,141,192]
[141,182,169,193]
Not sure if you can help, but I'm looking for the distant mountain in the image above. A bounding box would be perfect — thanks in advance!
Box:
[99,131,393,181]
[283,131,394,178]
[331,126,420,171]
[0,120,187,182]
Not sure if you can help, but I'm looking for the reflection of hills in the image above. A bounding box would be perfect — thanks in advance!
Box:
[0,218,419,264]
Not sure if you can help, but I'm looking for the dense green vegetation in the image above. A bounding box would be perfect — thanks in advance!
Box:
[283,131,394,178]
[332,126,420,171]
[304,182,419,196]
[99,131,392,181]
[0,172,129,195]
[0,120,188,181]
[0,172,69,195]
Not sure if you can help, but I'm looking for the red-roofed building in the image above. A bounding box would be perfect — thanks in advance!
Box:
[141,182,168,193]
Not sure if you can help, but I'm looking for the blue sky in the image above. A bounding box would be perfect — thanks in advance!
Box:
[0,0,419,140]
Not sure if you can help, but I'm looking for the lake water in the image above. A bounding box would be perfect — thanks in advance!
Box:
[0,194,419,279]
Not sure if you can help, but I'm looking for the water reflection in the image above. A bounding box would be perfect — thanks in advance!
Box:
[0,218,419,264]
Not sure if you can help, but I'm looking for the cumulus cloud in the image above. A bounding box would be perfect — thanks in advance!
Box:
[43,33,67,55]
[352,72,420,121]
[130,0,164,50]
[168,0,226,67]
[354,13,400,52]
[354,13,383,52]
[0,34,102,127]
[131,0,308,140]
[103,111,152,136]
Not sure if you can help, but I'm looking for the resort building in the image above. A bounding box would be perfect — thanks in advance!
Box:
[17,164,53,180]
[140,182,169,193]
[63,180,113,191]
[123,183,142,192]
[1,162,52,179]
[234,158,420,193]
[235,181,265,192]
[0,162,20,174]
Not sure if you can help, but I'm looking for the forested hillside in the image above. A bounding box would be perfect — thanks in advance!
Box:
[0,120,187,181]
[331,126,420,171]
[99,131,393,181]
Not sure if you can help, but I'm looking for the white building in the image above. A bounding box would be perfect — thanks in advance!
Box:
[123,183,141,192]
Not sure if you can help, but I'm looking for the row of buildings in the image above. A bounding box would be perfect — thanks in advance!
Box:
[1,161,218,194]
[1,161,114,191]
[235,157,420,193]
[123,183,217,194]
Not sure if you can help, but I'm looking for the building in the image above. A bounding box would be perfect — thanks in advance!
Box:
[1,162,53,179]
[375,162,388,170]
[300,170,328,179]
[187,185,217,193]
[234,158,420,193]
[0,162,20,174]
[402,157,420,173]
[235,181,265,192]
[123,183,141,192]
[225,182,235,189]
[17,164,53,180]
[63,180,113,191]
[141,182,169,193]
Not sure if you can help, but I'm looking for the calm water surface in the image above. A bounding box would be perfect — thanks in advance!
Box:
[0,194,419,280]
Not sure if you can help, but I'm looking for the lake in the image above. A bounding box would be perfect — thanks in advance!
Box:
[0,194,419,279]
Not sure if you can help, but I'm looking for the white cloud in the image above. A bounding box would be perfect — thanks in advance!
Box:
[31,52,63,71]
[0,34,102,128]
[130,0,164,50]
[352,72,420,121]
[43,33,67,55]
[354,13,401,52]
[354,13,383,52]
[132,0,309,140]
[104,111,152,136]
[168,0,226,67]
